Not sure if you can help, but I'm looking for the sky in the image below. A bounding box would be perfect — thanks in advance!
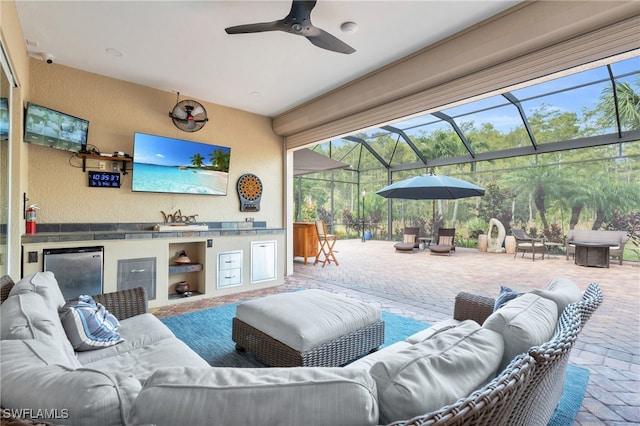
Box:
[132,132,230,167]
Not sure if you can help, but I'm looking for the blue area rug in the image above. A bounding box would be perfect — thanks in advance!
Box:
[160,302,427,367]
[548,364,590,425]
[160,302,589,424]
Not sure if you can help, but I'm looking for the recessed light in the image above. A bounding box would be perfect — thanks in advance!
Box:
[105,48,124,57]
[340,22,358,34]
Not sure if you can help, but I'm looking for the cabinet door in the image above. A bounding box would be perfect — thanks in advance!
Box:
[118,257,156,300]
[251,241,276,283]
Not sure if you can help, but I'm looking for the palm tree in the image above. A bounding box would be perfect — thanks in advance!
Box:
[506,163,567,235]
[209,149,230,172]
[585,78,640,132]
[190,153,204,168]
[587,172,640,230]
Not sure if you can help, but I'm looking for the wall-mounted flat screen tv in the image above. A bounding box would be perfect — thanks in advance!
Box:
[24,102,89,153]
[132,132,231,195]
[0,98,8,141]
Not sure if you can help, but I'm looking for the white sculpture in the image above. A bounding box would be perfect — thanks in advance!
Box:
[487,218,506,253]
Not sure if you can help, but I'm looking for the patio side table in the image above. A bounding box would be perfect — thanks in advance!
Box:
[544,242,563,259]
[418,237,433,250]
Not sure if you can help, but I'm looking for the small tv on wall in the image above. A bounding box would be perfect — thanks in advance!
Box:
[131,132,231,195]
[24,102,89,153]
[0,98,8,141]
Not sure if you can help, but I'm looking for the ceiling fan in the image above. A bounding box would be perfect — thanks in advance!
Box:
[225,0,355,55]
[169,98,209,132]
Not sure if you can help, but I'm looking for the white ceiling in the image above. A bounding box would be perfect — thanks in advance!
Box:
[15,0,521,117]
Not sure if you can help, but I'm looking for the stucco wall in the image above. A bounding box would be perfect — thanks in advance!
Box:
[26,59,283,225]
[1,0,31,276]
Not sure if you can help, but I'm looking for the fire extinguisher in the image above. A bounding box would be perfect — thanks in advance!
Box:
[26,204,39,235]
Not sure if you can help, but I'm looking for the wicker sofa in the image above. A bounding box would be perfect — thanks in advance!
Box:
[0,273,602,426]
[565,229,628,265]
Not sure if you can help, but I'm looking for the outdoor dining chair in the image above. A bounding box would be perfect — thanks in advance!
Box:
[314,220,339,267]
[512,228,545,261]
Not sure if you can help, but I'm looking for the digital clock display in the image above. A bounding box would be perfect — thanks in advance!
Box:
[88,171,121,188]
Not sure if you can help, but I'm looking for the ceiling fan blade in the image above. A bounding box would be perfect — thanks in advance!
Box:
[225,0,354,54]
[191,106,205,117]
[186,119,196,130]
[284,0,316,24]
[305,27,355,54]
[172,105,188,120]
[225,21,282,34]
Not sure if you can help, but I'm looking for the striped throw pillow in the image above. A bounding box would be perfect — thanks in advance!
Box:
[59,295,124,351]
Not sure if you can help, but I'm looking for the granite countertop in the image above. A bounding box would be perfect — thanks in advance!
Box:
[22,221,285,244]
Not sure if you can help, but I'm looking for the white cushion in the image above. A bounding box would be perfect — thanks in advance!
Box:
[345,341,413,370]
[76,313,176,364]
[131,366,379,426]
[0,292,79,367]
[9,271,66,311]
[236,289,381,352]
[1,339,77,369]
[483,293,558,371]
[405,318,461,344]
[1,340,141,426]
[530,277,582,316]
[83,338,210,381]
[370,320,504,424]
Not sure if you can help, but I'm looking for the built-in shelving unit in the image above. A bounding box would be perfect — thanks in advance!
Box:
[168,242,205,300]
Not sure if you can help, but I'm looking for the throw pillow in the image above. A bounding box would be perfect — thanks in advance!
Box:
[403,234,416,244]
[494,286,521,312]
[439,236,453,246]
[59,295,124,351]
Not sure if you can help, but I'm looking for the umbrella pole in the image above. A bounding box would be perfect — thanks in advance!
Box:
[432,199,435,237]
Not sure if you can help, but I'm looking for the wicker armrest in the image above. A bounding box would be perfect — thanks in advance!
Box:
[92,287,148,320]
[453,292,495,325]
[1,275,16,303]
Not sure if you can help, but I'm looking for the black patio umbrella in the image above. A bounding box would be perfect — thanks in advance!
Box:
[376,173,485,234]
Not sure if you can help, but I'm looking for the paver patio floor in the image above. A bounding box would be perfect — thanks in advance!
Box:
[152,239,640,425]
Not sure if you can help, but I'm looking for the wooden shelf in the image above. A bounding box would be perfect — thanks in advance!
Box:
[76,153,132,173]
[168,263,203,274]
[168,290,203,300]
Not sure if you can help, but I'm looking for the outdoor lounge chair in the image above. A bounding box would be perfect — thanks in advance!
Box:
[512,228,545,261]
[429,227,456,255]
[394,227,420,253]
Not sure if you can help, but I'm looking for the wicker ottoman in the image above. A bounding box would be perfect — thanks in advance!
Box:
[232,289,385,367]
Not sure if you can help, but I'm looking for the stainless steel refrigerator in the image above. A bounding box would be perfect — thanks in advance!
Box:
[42,246,104,300]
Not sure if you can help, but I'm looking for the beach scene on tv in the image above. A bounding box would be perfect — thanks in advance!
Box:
[132,133,231,195]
